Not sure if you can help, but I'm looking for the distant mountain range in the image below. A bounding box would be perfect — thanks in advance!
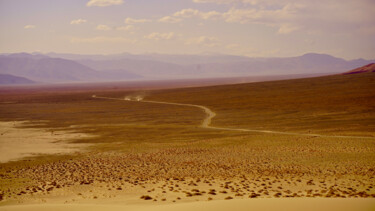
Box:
[0,73,35,85]
[0,53,141,84]
[0,52,374,84]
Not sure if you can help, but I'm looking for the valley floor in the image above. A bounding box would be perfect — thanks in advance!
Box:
[1,73,375,210]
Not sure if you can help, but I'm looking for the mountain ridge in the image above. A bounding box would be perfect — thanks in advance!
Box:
[0,54,142,83]
[1,52,374,84]
[0,73,35,85]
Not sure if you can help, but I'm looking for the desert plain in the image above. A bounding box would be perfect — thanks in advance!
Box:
[0,72,375,210]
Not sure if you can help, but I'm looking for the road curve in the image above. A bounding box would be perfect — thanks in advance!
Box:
[92,95,375,140]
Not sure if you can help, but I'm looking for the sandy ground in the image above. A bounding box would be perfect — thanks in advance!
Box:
[0,198,374,211]
[2,150,373,206]
[0,97,374,208]
[0,121,93,163]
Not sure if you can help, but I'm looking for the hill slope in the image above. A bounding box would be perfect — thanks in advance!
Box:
[147,71,375,136]
[0,74,35,85]
[343,63,375,74]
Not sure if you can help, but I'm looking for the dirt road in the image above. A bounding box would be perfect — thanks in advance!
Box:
[92,95,375,140]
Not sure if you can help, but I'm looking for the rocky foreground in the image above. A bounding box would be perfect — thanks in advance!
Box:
[1,142,374,204]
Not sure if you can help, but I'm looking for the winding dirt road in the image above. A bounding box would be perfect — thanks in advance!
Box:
[92,95,375,140]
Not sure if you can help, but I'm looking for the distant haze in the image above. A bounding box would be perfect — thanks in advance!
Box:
[0,0,375,60]
[0,52,374,84]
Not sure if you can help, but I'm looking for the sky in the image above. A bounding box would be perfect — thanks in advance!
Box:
[0,0,374,59]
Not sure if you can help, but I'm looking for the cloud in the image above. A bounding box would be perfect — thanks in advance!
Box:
[70,36,135,43]
[277,24,298,34]
[86,0,124,7]
[189,0,375,35]
[24,25,36,29]
[125,18,151,24]
[185,36,220,47]
[200,11,222,20]
[222,7,294,24]
[158,16,182,23]
[173,8,200,18]
[226,43,240,49]
[144,32,176,40]
[70,19,87,25]
[173,8,222,20]
[192,0,236,4]
[96,24,111,31]
[192,0,287,5]
[176,5,294,24]
[220,5,303,34]
[116,25,135,31]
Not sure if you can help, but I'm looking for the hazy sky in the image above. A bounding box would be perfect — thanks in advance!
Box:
[0,0,374,59]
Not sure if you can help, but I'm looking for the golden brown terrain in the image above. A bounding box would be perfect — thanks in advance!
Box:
[0,72,374,209]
